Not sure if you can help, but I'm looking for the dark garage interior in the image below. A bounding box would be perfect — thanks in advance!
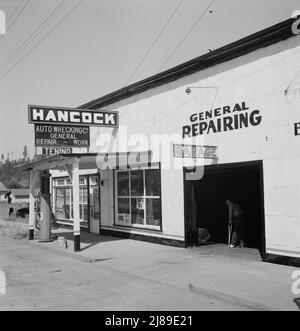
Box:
[193,162,264,251]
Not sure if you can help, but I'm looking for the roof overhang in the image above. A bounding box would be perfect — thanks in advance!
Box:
[16,151,152,172]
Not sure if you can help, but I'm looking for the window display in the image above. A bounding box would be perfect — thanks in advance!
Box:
[115,168,161,229]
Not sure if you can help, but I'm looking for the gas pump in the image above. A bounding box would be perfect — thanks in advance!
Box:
[37,171,53,242]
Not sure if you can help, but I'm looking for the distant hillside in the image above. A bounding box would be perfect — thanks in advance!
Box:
[0,159,30,189]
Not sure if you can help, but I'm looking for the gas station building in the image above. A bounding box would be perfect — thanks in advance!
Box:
[22,17,300,267]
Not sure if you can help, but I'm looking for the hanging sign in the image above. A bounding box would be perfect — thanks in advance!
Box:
[34,124,90,147]
[28,105,119,128]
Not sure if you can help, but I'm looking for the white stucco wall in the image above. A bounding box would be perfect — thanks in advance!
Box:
[88,33,300,255]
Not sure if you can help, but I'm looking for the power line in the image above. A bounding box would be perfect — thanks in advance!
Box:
[0,0,69,74]
[158,0,215,72]
[0,0,32,41]
[121,0,215,119]
[124,0,184,86]
[6,0,31,30]
[0,0,84,80]
[0,0,25,41]
[5,0,23,22]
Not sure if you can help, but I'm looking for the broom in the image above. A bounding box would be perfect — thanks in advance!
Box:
[228,220,232,248]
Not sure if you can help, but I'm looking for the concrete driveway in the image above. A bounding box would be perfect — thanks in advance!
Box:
[0,230,299,311]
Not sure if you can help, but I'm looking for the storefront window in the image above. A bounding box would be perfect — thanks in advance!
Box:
[56,179,65,186]
[55,187,72,220]
[53,176,92,222]
[145,169,160,196]
[115,168,161,229]
[146,198,160,226]
[131,170,144,196]
[55,188,65,219]
[117,172,129,196]
[131,198,144,224]
[117,198,130,225]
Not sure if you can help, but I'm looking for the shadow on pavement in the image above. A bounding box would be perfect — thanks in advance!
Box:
[52,230,125,252]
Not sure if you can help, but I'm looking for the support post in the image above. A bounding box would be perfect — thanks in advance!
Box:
[72,158,80,252]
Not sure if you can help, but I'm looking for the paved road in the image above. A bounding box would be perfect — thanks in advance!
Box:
[0,237,247,311]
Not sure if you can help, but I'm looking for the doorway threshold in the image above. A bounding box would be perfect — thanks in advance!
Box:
[190,244,262,262]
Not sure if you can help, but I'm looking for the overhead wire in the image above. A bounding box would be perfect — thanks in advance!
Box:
[158,0,215,72]
[0,0,84,80]
[121,0,216,120]
[4,0,23,23]
[123,0,184,86]
[0,0,31,40]
[0,0,69,74]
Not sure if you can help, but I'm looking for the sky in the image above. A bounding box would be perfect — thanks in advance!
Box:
[0,0,299,159]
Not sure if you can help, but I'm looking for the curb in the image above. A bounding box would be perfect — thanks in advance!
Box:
[26,239,94,264]
[188,283,281,311]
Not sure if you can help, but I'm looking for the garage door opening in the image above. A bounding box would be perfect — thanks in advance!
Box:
[184,161,266,258]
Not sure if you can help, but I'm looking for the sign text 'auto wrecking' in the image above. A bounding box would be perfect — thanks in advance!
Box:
[28,105,119,127]
[34,124,90,147]
[182,101,262,138]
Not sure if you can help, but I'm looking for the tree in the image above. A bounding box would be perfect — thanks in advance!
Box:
[0,157,30,189]
[23,145,29,161]
[5,178,22,189]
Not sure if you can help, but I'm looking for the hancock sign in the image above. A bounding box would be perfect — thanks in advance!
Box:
[28,105,119,128]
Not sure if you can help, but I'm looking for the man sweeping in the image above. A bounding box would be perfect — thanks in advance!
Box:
[226,198,245,248]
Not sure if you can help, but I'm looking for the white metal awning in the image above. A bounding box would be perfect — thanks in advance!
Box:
[16,151,153,172]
